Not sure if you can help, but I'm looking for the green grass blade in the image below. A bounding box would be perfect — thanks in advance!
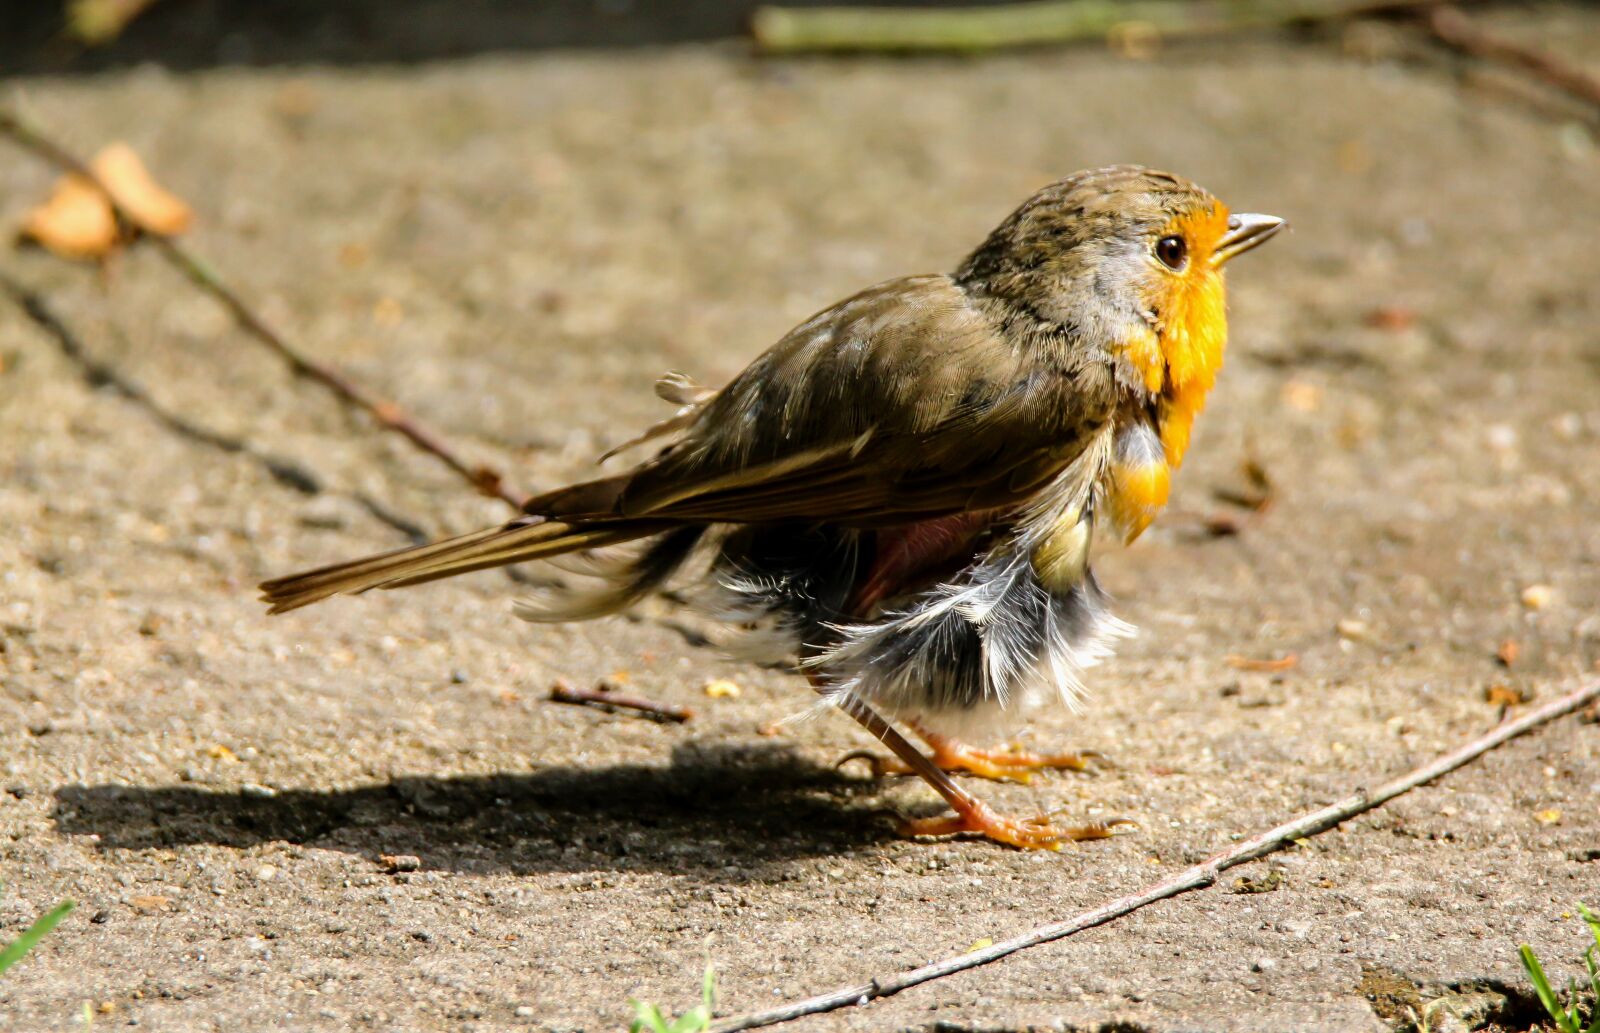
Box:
[0,900,75,976]
[1523,944,1579,1033]
[1580,903,1600,947]
[628,999,670,1033]
[668,1004,711,1033]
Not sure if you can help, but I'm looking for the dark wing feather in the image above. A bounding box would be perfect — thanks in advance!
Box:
[561,275,1113,527]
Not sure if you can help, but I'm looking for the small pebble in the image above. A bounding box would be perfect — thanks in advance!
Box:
[1336,618,1371,641]
[241,783,277,799]
[1484,424,1517,451]
[381,854,422,873]
[514,1006,535,1018]
[255,864,278,881]
[1521,584,1556,610]
[1252,958,1277,972]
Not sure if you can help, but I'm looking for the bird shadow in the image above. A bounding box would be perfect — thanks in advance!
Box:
[52,741,896,878]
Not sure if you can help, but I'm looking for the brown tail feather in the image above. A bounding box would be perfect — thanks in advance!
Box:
[259,517,666,614]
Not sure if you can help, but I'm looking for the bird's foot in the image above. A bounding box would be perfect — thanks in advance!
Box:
[898,798,1131,851]
[841,738,1102,784]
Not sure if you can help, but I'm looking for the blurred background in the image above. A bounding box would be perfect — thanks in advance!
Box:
[2,2,1598,1032]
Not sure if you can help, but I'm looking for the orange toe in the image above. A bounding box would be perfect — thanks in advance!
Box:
[899,800,1131,851]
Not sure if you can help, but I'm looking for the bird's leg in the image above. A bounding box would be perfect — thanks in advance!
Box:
[844,721,1099,784]
[829,690,1119,851]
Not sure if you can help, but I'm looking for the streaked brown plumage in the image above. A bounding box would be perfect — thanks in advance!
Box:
[262,165,1282,849]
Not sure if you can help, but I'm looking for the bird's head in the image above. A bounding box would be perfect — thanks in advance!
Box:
[956,165,1282,406]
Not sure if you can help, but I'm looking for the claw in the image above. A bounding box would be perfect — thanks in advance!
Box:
[835,749,893,776]
[898,800,1127,851]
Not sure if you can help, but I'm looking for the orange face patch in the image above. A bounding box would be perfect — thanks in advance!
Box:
[1153,202,1232,467]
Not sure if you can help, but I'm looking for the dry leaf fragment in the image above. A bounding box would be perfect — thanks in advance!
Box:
[1495,639,1520,667]
[1232,868,1285,894]
[93,143,192,235]
[1213,457,1275,512]
[1224,653,1299,673]
[204,744,239,763]
[1534,808,1562,826]
[1281,379,1322,413]
[1363,305,1417,332]
[380,854,421,873]
[129,894,173,913]
[1485,683,1529,707]
[20,142,192,259]
[965,937,995,953]
[21,175,118,258]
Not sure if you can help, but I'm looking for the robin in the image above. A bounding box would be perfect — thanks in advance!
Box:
[261,165,1282,850]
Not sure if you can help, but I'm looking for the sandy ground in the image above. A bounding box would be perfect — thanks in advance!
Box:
[2,12,1599,1032]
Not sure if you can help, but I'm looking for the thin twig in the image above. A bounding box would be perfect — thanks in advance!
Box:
[0,271,433,544]
[0,107,530,511]
[712,677,1600,1032]
[1424,5,1600,113]
[751,0,1450,55]
[548,679,694,724]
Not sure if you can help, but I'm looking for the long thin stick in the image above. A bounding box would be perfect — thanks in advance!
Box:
[751,0,1448,55]
[712,677,1600,1031]
[1424,5,1600,112]
[0,108,529,511]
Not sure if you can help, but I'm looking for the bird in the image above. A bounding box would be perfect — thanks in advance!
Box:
[260,165,1283,850]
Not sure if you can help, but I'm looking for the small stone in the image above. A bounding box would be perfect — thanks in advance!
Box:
[703,678,741,698]
[514,1006,535,1018]
[410,929,432,942]
[90,909,110,924]
[1336,618,1372,641]
[297,495,351,530]
[1421,989,1510,1033]
[240,783,277,799]
[1484,424,1517,452]
[1521,584,1556,610]
[449,669,469,684]
[254,864,279,881]
[1553,412,1583,441]
[1251,958,1277,972]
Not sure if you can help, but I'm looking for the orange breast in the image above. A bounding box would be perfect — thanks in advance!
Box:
[1106,421,1169,544]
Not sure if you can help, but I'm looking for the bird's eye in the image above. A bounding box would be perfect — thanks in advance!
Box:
[1155,235,1187,270]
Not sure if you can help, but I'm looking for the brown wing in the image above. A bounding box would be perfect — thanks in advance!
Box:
[533,275,1115,528]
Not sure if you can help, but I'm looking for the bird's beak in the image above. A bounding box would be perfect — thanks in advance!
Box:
[1212,213,1285,266]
